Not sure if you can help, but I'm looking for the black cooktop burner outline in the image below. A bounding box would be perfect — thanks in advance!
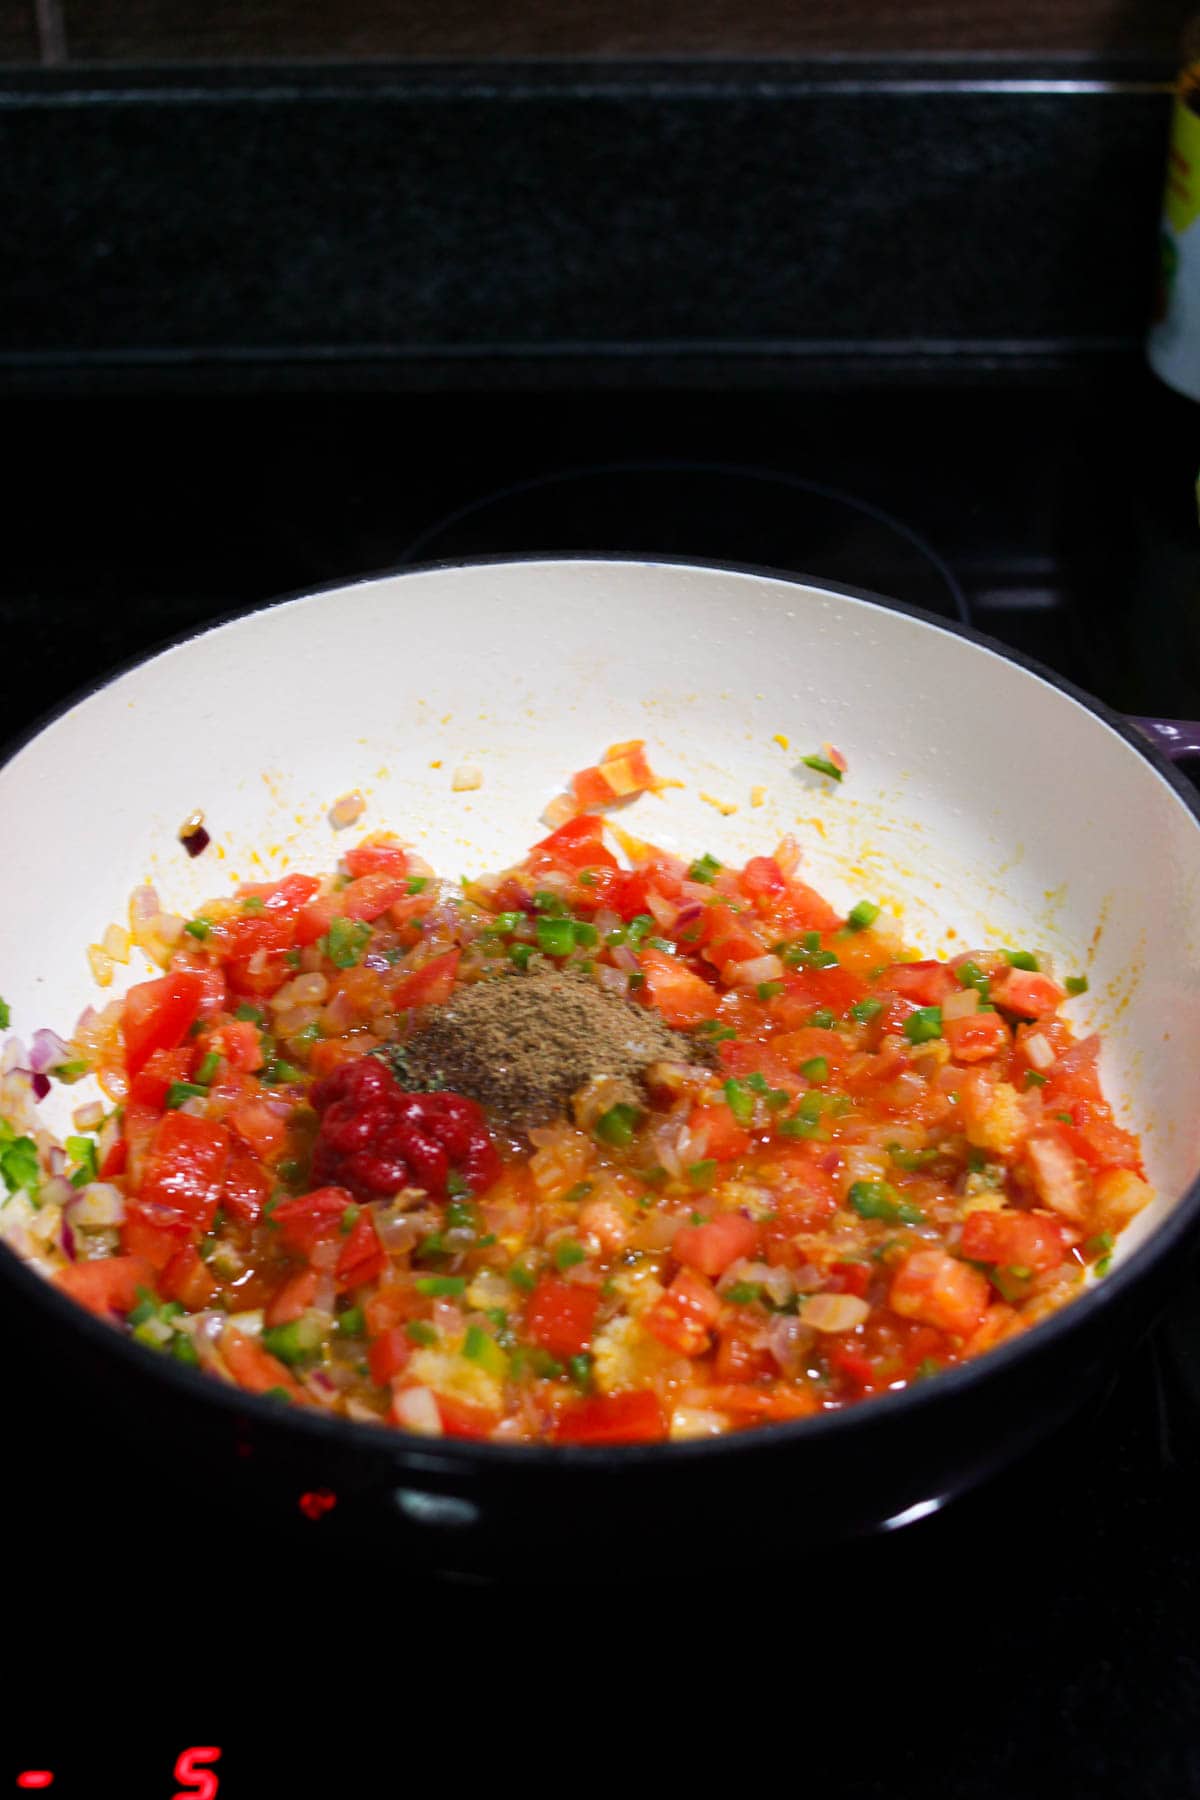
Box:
[395,457,972,626]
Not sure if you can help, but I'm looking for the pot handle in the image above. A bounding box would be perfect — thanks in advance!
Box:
[1129,717,1200,762]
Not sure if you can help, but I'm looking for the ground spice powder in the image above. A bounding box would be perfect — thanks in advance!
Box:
[394,963,706,1134]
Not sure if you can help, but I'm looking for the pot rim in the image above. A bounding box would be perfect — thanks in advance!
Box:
[5,550,1198,1470]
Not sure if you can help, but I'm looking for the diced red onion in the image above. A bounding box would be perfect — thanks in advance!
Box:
[72,1100,105,1131]
[31,1072,50,1101]
[0,1038,28,1076]
[60,1214,77,1261]
[674,900,706,927]
[29,1028,71,1073]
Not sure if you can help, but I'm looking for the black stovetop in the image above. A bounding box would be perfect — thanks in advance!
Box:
[5,368,1200,1792]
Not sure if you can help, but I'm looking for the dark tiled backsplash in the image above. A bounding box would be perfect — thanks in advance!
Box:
[0,63,1173,385]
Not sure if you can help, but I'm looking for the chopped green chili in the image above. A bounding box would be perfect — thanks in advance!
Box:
[902,1006,943,1044]
[802,753,843,781]
[414,1275,466,1297]
[1066,975,1089,995]
[847,900,881,931]
[688,853,722,884]
[165,1081,207,1109]
[595,1102,642,1147]
[848,1180,924,1224]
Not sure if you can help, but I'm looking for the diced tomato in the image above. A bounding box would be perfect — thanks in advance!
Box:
[271,1186,354,1257]
[524,1277,600,1359]
[367,1325,412,1386]
[54,1254,155,1318]
[294,894,343,947]
[702,915,768,973]
[159,1243,218,1310]
[307,1037,376,1078]
[530,814,619,873]
[216,1020,264,1072]
[168,951,228,1018]
[219,1327,305,1401]
[772,966,868,1021]
[129,1046,194,1111]
[391,948,461,1010]
[944,1010,1012,1063]
[436,1395,501,1439]
[645,1268,722,1355]
[265,1265,320,1326]
[879,961,958,1006]
[221,1154,270,1225]
[341,871,412,922]
[122,1196,192,1270]
[121,971,205,1075]
[889,1249,991,1338]
[571,764,619,808]
[235,873,321,914]
[713,1319,776,1383]
[98,1137,127,1180]
[740,855,788,904]
[138,1112,230,1233]
[827,1343,878,1390]
[364,1280,422,1337]
[227,1099,288,1163]
[686,1105,752,1165]
[960,1209,1066,1273]
[344,839,409,879]
[829,1259,871,1298]
[598,742,658,796]
[220,912,294,964]
[552,1389,667,1445]
[775,880,843,935]
[991,967,1066,1019]
[335,1210,387,1290]
[639,947,718,1027]
[672,1210,759,1277]
[701,1384,819,1423]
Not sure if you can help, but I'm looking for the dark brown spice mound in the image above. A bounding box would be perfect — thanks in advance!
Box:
[393,964,709,1134]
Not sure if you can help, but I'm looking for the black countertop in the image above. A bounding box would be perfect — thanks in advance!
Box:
[4,369,1200,1789]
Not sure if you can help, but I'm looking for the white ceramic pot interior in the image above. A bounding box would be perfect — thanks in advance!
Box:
[4,558,1200,1273]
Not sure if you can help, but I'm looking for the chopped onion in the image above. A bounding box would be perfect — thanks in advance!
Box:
[774,835,801,877]
[764,1312,815,1376]
[29,1028,71,1074]
[942,987,979,1022]
[329,789,366,829]
[1025,1032,1056,1072]
[803,1293,871,1333]
[643,889,680,930]
[101,923,132,963]
[67,1182,125,1229]
[271,971,329,1010]
[393,1386,443,1435]
[727,953,784,989]
[31,1072,49,1101]
[451,765,483,792]
[608,944,639,976]
[72,1100,104,1131]
[41,1175,74,1211]
[130,886,160,926]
